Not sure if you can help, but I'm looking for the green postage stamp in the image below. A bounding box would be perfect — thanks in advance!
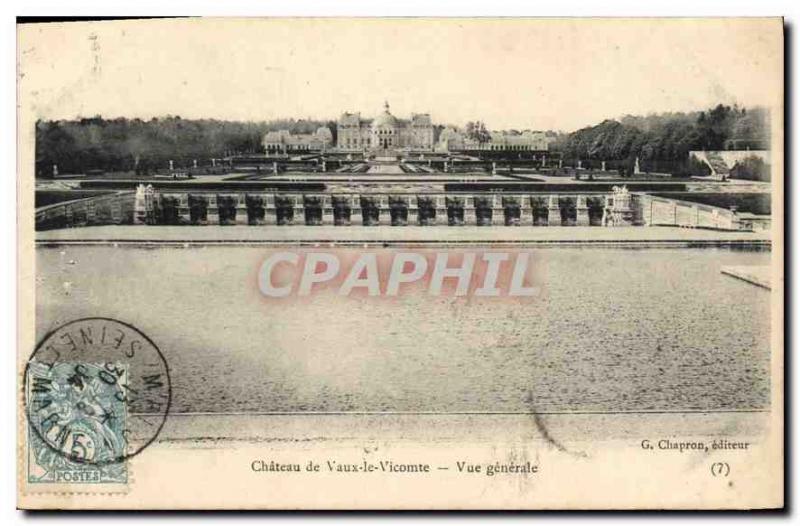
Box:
[25,362,129,484]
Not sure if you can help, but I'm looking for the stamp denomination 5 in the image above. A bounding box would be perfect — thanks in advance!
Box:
[24,318,171,484]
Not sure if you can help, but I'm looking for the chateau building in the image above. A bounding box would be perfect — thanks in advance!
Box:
[436,128,549,152]
[337,102,434,151]
[261,103,548,154]
[263,127,333,153]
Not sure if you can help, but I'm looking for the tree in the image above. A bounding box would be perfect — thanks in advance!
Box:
[553,104,769,175]
[465,120,491,144]
[730,156,770,182]
[34,116,334,175]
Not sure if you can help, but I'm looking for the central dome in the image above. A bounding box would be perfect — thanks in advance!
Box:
[372,101,398,128]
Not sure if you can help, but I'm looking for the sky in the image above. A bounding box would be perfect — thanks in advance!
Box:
[17,18,783,132]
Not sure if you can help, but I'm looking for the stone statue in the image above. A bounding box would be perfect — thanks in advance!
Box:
[144,185,156,224]
[634,157,641,175]
[605,185,634,227]
[133,184,147,225]
[610,185,630,207]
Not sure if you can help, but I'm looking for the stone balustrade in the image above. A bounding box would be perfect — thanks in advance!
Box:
[135,192,610,227]
[35,191,136,231]
[40,190,729,230]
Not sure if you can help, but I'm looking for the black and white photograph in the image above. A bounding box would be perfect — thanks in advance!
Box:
[16,16,784,510]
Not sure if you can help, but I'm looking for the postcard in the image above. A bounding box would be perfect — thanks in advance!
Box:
[17,17,783,509]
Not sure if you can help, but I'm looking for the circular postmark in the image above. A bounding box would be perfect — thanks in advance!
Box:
[24,318,171,467]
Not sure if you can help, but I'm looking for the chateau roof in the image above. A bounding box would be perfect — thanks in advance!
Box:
[412,113,432,125]
[372,110,399,128]
[338,102,432,128]
[338,112,361,126]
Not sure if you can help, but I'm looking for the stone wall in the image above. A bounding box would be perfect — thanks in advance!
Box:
[35,191,135,231]
[38,190,631,229]
[37,190,760,232]
[639,194,742,230]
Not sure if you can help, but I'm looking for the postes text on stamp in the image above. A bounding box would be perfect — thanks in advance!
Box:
[24,318,171,485]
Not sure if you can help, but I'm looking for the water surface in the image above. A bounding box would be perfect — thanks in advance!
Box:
[36,245,771,413]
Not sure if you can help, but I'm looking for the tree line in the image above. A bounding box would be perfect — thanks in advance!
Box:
[35,116,337,176]
[550,104,769,176]
[35,104,769,177]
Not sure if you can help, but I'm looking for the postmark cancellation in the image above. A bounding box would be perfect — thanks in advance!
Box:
[21,318,171,493]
